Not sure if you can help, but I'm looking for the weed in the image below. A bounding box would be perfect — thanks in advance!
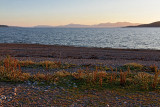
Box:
[120,69,128,86]
[98,71,106,87]
[78,69,83,79]
[133,72,152,90]
[152,65,160,89]
[0,56,28,82]
[123,63,143,71]
[92,66,98,82]
[1,56,160,91]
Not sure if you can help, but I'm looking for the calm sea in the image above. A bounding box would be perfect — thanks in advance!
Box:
[0,27,160,50]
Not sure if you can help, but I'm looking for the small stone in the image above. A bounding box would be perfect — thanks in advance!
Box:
[7,99,11,102]
[124,101,127,104]
[70,102,78,107]
[41,82,45,84]
[33,81,38,85]
[13,93,17,96]
[27,81,32,85]
[14,88,17,92]
[17,84,21,87]
[73,84,77,87]
[1,95,6,100]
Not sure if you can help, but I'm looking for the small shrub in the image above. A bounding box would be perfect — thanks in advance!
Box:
[0,56,30,82]
[33,73,46,81]
[55,70,71,77]
[18,60,36,67]
[39,61,62,69]
[150,64,157,72]
[133,72,152,90]
[124,63,143,71]
[19,73,31,81]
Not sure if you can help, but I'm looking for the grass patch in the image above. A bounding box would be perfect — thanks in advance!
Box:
[1,56,160,92]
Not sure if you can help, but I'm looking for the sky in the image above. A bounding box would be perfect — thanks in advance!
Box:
[0,0,160,27]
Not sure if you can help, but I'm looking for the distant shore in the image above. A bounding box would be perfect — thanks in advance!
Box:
[0,43,160,67]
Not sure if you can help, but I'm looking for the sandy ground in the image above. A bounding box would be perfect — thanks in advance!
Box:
[0,43,160,67]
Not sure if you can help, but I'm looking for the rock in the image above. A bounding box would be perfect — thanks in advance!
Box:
[13,92,17,96]
[14,88,17,92]
[124,101,127,104]
[33,81,38,85]
[7,99,11,102]
[70,102,78,107]
[0,99,2,104]
[1,95,6,100]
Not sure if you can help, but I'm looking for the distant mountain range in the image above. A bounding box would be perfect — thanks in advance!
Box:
[34,22,141,28]
[3,21,160,28]
[126,21,160,27]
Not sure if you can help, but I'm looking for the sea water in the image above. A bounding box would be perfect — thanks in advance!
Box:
[0,27,160,50]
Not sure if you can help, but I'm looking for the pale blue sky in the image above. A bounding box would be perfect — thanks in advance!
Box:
[1,0,160,27]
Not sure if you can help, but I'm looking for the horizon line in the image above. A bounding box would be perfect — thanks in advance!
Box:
[1,21,144,27]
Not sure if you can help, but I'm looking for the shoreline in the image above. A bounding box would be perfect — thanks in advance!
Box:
[0,43,160,67]
[1,43,160,51]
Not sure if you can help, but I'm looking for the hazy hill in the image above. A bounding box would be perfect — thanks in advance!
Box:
[34,25,55,28]
[93,22,141,28]
[34,22,141,28]
[0,25,9,27]
[127,21,160,27]
[57,24,90,28]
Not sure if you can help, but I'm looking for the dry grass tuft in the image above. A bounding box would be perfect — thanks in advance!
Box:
[98,71,107,87]
[0,56,28,82]
[134,72,152,90]
[77,69,83,79]
[110,66,113,83]
[1,56,160,91]
[39,61,62,70]
[120,69,128,86]
[55,70,71,77]
[18,60,36,67]
[124,63,143,69]
[152,65,160,89]
[92,66,98,82]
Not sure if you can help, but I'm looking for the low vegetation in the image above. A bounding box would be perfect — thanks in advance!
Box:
[0,56,160,92]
